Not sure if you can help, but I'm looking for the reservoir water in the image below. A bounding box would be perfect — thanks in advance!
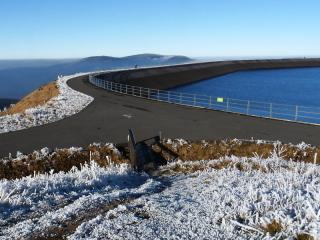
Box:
[169,67,320,124]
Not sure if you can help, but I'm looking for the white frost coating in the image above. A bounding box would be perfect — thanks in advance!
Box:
[163,138,189,151]
[0,161,161,239]
[1,142,320,239]
[69,157,320,240]
[0,73,93,134]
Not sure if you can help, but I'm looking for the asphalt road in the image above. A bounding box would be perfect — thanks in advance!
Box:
[1,74,320,158]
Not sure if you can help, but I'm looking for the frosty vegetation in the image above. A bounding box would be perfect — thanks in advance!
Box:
[0,73,93,134]
[70,156,320,240]
[0,140,319,239]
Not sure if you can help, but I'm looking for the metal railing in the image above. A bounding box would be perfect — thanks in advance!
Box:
[89,75,320,125]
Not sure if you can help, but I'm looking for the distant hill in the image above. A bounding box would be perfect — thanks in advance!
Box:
[0,98,18,111]
[73,54,192,71]
[0,54,193,99]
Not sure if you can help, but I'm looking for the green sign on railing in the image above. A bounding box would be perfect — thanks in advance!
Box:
[217,97,224,103]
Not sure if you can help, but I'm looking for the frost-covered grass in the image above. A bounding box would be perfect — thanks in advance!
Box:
[1,141,320,239]
[69,156,320,240]
[157,138,320,165]
[0,161,162,239]
[0,142,127,180]
[0,73,93,134]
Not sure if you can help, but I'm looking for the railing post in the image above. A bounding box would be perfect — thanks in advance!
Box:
[193,94,196,106]
[157,89,160,100]
[168,92,170,102]
[226,98,230,111]
[209,96,212,108]
[295,106,298,121]
[180,93,182,104]
[148,88,150,99]
[269,103,272,118]
[140,87,142,97]
[246,100,250,115]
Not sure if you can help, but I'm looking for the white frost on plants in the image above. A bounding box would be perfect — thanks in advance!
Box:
[70,156,320,240]
[0,73,93,134]
[163,138,189,151]
[0,161,162,239]
[1,140,320,239]
[296,142,313,150]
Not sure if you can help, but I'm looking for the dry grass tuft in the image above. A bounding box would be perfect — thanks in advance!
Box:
[0,81,59,116]
[156,139,320,165]
[152,139,320,175]
[153,140,274,161]
[263,220,283,235]
[2,138,320,180]
[134,209,150,220]
[0,145,129,180]
[296,233,315,240]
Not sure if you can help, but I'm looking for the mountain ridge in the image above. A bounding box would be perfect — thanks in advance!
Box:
[0,54,193,100]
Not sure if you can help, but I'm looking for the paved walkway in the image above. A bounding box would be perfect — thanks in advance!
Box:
[1,74,320,158]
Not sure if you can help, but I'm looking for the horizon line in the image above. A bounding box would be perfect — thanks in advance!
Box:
[1,54,320,61]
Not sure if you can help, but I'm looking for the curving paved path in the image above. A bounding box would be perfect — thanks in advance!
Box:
[1,72,320,158]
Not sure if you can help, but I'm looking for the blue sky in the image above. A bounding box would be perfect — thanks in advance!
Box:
[1,0,320,59]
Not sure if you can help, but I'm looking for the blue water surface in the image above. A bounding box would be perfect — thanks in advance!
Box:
[171,67,320,106]
[169,67,320,123]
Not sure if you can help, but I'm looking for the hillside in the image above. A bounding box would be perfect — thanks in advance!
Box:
[0,74,93,134]
[0,54,193,99]
[0,82,58,116]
